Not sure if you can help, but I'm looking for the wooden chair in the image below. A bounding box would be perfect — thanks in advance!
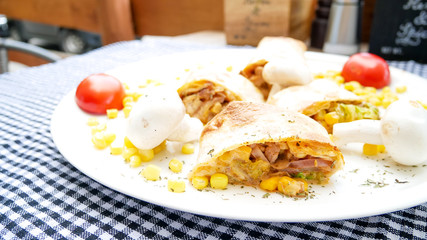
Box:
[0,0,223,67]
[130,0,224,36]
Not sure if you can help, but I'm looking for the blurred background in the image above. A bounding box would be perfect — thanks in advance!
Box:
[1,0,424,72]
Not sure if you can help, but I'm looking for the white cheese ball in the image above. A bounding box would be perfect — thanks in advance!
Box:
[167,114,203,142]
[381,100,427,165]
[126,86,185,150]
[262,58,312,87]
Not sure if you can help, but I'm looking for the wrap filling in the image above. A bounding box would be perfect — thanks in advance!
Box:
[179,81,240,124]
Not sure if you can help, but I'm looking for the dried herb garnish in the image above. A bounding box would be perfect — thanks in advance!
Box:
[208,149,214,157]
[395,179,409,184]
[362,179,388,188]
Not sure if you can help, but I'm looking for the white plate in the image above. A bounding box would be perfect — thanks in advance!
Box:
[51,49,427,222]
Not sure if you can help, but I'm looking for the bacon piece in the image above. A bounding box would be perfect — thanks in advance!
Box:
[248,142,334,174]
[286,158,334,173]
[270,158,290,170]
[250,144,268,162]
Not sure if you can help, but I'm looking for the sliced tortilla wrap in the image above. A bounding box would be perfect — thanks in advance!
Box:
[178,70,264,125]
[267,79,380,133]
[189,101,344,189]
[240,37,312,100]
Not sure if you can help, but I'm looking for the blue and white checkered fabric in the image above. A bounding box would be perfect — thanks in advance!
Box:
[1,38,427,239]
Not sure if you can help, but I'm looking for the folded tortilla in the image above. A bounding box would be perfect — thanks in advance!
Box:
[178,70,264,125]
[267,79,380,133]
[240,37,312,100]
[189,101,344,192]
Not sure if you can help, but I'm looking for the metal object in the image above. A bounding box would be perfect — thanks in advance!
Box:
[323,0,362,55]
[0,15,61,74]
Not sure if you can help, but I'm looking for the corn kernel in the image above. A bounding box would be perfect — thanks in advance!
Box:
[124,136,136,148]
[378,145,386,153]
[277,176,304,197]
[182,143,195,154]
[313,73,324,79]
[91,132,108,149]
[226,66,233,72]
[153,141,166,154]
[168,179,186,193]
[139,149,154,162]
[259,176,281,191]
[126,92,142,102]
[417,101,427,110]
[334,75,345,85]
[324,112,340,125]
[277,176,295,193]
[125,93,135,101]
[133,93,143,101]
[210,102,222,114]
[210,173,228,189]
[353,88,367,96]
[325,70,341,78]
[313,109,326,121]
[365,87,377,94]
[146,79,163,86]
[103,132,116,145]
[106,109,118,119]
[91,123,107,135]
[382,86,391,93]
[367,96,382,107]
[129,155,142,168]
[123,106,132,118]
[122,82,130,90]
[87,117,99,126]
[122,147,138,162]
[110,142,123,155]
[395,85,407,94]
[382,99,393,109]
[122,96,134,106]
[191,176,209,190]
[141,164,161,181]
[363,143,379,156]
[169,158,183,173]
[294,178,309,192]
[344,81,362,91]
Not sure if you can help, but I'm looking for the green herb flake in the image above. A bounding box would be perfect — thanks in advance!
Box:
[208,149,214,157]
[362,179,388,188]
[262,193,271,198]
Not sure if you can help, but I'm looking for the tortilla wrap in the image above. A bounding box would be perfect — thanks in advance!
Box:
[189,101,344,188]
[267,79,380,133]
[240,37,313,99]
[178,70,264,124]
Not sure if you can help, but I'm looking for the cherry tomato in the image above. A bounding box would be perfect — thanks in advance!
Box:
[75,73,126,114]
[341,53,391,89]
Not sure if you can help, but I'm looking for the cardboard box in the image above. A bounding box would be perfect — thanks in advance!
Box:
[224,0,316,46]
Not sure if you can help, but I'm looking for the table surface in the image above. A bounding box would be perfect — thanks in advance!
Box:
[1,35,427,240]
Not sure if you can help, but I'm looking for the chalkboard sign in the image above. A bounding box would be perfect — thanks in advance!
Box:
[368,0,427,63]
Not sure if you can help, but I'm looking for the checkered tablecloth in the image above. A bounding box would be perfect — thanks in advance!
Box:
[1,37,427,240]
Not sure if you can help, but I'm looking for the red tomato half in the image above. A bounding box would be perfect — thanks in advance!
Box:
[341,53,391,89]
[75,73,126,114]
